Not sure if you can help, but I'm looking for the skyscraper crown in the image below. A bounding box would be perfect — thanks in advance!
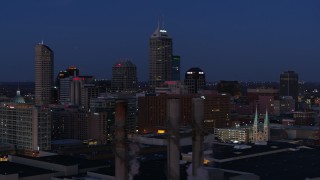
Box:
[151,22,170,38]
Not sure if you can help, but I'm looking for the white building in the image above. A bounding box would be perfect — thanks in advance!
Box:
[215,108,270,144]
[0,103,51,151]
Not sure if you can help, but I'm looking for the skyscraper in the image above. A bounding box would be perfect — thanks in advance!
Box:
[217,80,241,98]
[35,42,54,106]
[172,55,180,81]
[55,66,80,104]
[184,67,206,94]
[0,103,51,151]
[111,60,137,93]
[280,71,299,100]
[149,23,173,90]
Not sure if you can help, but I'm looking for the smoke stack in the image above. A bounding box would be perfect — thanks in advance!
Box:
[115,100,128,180]
[167,98,180,180]
[192,98,204,176]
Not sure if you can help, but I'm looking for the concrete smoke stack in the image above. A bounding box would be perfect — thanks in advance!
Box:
[192,98,204,176]
[114,100,128,180]
[167,98,180,180]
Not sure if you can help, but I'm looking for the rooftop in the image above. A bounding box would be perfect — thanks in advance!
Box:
[217,147,320,180]
[209,141,297,161]
[0,161,56,177]
[15,155,106,169]
[150,23,170,38]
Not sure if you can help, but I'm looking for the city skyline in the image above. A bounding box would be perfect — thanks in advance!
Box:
[1,1,320,82]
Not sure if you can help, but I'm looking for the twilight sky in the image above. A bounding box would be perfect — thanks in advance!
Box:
[1,0,320,82]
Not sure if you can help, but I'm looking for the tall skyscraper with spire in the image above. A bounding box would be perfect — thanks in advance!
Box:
[148,22,173,91]
[35,42,54,106]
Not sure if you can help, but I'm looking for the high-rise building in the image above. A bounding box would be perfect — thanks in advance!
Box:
[217,80,241,98]
[55,66,80,104]
[0,103,51,151]
[138,94,193,133]
[59,77,73,104]
[66,66,79,77]
[280,71,299,100]
[111,60,137,93]
[51,106,90,141]
[149,24,173,90]
[54,66,79,104]
[184,67,206,94]
[35,43,54,106]
[70,76,99,110]
[172,55,180,81]
[90,94,137,140]
[138,93,229,133]
[203,94,230,132]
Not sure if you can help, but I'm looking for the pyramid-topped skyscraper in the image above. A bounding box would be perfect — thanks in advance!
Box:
[148,22,173,91]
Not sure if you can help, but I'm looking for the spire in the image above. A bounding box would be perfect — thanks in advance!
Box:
[151,19,169,38]
[17,83,20,96]
[161,14,165,29]
[264,109,269,126]
[253,106,258,126]
[16,89,21,96]
[157,17,161,30]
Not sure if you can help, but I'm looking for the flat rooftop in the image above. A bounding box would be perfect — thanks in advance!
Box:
[0,161,56,177]
[15,155,106,169]
[209,141,297,160]
[217,147,320,180]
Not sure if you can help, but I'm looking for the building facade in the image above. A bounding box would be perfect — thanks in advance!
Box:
[280,71,299,100]
[0,103,51,151]
[172,55,180,81]
[217,81,241,98]
[56,66,80,104]
[252,108,270,143]
[215,108,270,144]
[70,76,99,110]
[149,24,173,90]
[111,60,137,93]
[138,93,229,133]
[35,43,54,106]
[90,95,137,141]
[184,67,206,94]
[214,127,250,143]
[203,94,230,133]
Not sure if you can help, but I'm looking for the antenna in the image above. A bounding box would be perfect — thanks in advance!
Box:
[161,14,165,29]
[157,17,160,29]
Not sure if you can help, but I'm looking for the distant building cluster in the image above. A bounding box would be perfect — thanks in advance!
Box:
[1,22,320,180]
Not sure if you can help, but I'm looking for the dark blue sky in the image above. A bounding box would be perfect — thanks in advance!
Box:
[1,0,320,82]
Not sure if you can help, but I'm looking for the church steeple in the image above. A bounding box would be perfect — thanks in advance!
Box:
[252,106,258,143]
[264,109,269,127]
[253,106,258,126]
[263,109,270,142]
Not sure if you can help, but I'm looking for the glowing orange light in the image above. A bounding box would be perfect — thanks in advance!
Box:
[157,130,166,134]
